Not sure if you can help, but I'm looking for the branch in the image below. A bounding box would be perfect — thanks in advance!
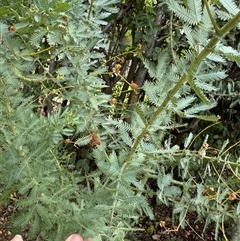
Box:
[135,7,166,87]
[125,11,240,163]
[204,0,220,35]
[102,0,135,33]
[146,7,165,57]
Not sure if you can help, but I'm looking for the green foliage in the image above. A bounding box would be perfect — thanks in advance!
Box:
[166,0,202,25]
[0,0,240,241]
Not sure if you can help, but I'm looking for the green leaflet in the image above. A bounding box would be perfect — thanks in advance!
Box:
[75,135,92,147]
[187,75,210,104]
[0,22,8,36]
[219,0,240,15]
[166,0,202,25]
[144,51,170,80]
[35,0,49,11]
[133,103,148,127]
[193,114,218,122]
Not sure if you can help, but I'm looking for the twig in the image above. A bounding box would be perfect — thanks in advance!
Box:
[185,220,205,240]
[102,0,136,33]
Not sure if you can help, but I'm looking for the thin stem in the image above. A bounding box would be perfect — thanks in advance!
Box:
[169,11,176,63]
[109,162,128,228]
[221,215,229,241]
[204,0,220,34]
[221,139,240,157]
[188,122,220,149]
[220,11,240,35]
[88,0,94,20]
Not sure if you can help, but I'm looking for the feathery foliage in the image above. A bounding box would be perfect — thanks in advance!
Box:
[0,0,240,241]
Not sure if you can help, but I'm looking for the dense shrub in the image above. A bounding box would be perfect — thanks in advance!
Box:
[0,0,240,240]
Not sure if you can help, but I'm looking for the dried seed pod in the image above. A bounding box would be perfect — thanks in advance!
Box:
[89,131,101,146]
[9,25,16,32]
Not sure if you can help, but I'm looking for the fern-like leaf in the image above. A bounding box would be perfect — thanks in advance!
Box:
[0,22,8,37]
[30,29,47,48]
[215,9,232,21]
[183,25,195,47]
[35,0,49,11]
[115,120,132,133]
[189,0,202,23]
[187,77,210,104]
[133,103,148,126]
[196,81,218,91]
[184,102,216,116]
[216,44,240,63]
[219,0,239,15]
[173,96,196,111]
[194,114,218,122]
[47,32,62,45]
[220,53,240,63]
[75,135,92,146]
[196,70,227,81]
[28,214,40,238]
[206,52,226,63]
[119,130,133,147]
[156,51,170,80]
[166,0,202,25]
[36,204,54,228]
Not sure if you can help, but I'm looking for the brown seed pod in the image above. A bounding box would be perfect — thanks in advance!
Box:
[62,15,68,20]
[89,131,101,146]
[9,25,16,32]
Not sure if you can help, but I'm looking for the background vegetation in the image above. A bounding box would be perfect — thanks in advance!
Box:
[0,0,240,240]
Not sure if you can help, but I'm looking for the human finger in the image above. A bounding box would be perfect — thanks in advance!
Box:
[65,234,84,241]
[11,235,23,241]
